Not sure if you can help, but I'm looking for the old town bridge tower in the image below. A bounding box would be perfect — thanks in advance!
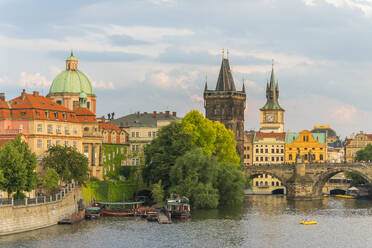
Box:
[203,55,246,157]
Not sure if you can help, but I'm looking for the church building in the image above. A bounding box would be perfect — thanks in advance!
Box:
[203,55,246,157]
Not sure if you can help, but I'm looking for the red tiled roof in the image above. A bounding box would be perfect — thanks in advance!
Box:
[99,123,121,132]
[255,132,286,140]
[367,134,372,140]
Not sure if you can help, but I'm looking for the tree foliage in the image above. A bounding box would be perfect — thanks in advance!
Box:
[182,110,240,165]
[169,148,244,209]
[0,136,38,198]
[143,122,193,189]
[42,168,60,193]
[355,144,372,162]
[345,172,367,186]
[42,145,89,185]
[152,180,165,206]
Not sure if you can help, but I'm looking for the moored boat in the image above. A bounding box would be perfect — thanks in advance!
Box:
[165,194,190,220]
[98,201,144,217]
[85,206,101,219]
[300,220,317,225]
[335,194,356,199]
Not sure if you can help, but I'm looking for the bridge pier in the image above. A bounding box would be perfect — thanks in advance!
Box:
[286,163,320,200]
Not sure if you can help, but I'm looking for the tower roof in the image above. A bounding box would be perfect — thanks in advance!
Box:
[48,52,94,96]
[261,63,284,111]
[215,58,236,91]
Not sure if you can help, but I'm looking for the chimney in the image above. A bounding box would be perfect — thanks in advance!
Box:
[0,93,5,102]
[172,112,176,117]
[33,91,39,97]
[137,112,140,118]
[21,89,26,98]
[153,111,157,118]
[165,110,170,118]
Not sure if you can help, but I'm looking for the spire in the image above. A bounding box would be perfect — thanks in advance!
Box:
[260,61,283,111]
[71,49,74,57]
[215,55,236,91]
[242,76,246,93]
[204,74,208,91]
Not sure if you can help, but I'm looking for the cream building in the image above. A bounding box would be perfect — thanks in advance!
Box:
[344,131,372,163]
[111,111,181,165]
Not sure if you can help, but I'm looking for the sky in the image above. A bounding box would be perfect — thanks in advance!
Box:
[1,0,372,138]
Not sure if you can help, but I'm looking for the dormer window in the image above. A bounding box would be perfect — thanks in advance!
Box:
[54,112,58,119]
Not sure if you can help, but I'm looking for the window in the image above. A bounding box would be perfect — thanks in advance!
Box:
[120,135,125,144]
[265,182,268,186]
[265,149,268,153]
[281,157,284,161]
[136,158,140,165]
[104,134,108,143]
[152,132,156,137]
[65,141,69,147]
[304,154,308,160]
[112,133,116,143]
[47,140,52,148]
[56,140,61,146]
[132,132,135,137]
[276,149,279,153]
[65,126,70,135]
[256,157,259,161]
[37,124,42,132]
[276,182,279,186]
[247,155,250,159]
[84,146,89,157]
[45,111,49,119]
[272,157,275,161]
[37,139,42,148]
[281,149,284,153]
[256,148,259,153]
[74,127,78,134]
[47,124,53,134]
[271,149,274,153]
[256,181,259,186]
[276,157,279,161]
[260,149,263,153]
[56,125,61,134]
[247,147,250,151]
[272,182,274,186]
[73,141,77,149]
[260,157,263,161]
[54,112,58,119]
[84,127,89,132]
[136,132,139,137]
[320,154,323,161]
[148,131,152,137]
[289,154,292,160]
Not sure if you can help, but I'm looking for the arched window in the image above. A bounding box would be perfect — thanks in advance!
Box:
[260,181,263,185]
[304,154,308,160]
[276,182,279,186]
[265,181,268,186]
[256,181,259,186]
[289,154,292,160]
[320,154,323,161]
[271,182,274,186]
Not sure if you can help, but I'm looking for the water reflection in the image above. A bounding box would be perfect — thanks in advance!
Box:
[2,196,372,248]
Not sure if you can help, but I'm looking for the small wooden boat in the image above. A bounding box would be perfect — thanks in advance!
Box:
[335,194,356,199]
[98,201,144,217]
[300,220,317,225]
[101,208,134,216]
[85,206,101,219]
[165,194,190,220]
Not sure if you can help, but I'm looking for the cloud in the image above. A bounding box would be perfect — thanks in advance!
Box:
[92,80,115,89]
[331,105,357,123]
[19,72,51,89]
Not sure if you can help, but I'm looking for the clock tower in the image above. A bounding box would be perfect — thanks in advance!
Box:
[260,64,285,133]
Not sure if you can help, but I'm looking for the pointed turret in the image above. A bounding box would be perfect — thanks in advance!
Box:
[204,81,208,91]
[242,82,245,93]
[215,58,236,91]
[260,63,283,111]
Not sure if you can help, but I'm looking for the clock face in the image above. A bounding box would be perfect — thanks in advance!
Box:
[267,114,274,122]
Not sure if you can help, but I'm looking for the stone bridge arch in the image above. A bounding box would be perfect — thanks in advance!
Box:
[312,167,372,197]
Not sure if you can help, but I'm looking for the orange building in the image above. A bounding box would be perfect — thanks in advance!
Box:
[0,90,103,179]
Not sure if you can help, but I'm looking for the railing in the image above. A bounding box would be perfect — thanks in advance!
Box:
[0,129,21,135]
[0,183,76,207]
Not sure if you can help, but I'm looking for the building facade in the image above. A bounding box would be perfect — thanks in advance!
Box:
[99,123,129,178]
[204,56,246,157]
[344,131,372,162]
[0,90,103,179]
[260,65,285,133]
[111,111,180,166]
[243,131,254,166]
[253,132,286,165]
[285,130,326,164]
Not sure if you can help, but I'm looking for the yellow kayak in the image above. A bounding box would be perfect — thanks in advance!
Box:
[322,194,329,197]
[335,195,356,199]
[300,220,317,225]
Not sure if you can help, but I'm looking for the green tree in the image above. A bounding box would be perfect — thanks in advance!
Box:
[216,163,245,206]
[152,180,165,206]
[355,144,372,162]
[42,145,89,185]
[182,110,240,165]
[42,168,60,193]
[345,172,367,186]
[0,136,38,199]
[170,148,220,208]
[143,122,193,189]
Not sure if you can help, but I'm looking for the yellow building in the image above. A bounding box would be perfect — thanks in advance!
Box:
[111,111,181,166]
[251,174,285,194]
[243,131,254,166]
[285,130,326,163]
[344,131,372,163]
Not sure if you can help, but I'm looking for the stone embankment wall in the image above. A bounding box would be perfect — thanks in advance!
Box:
[0,185,82,236]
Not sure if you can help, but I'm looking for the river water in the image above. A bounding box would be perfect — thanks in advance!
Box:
[1,195,372,248]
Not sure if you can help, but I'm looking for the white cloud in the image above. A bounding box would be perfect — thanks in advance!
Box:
[324,0,372,16]
[331,105,357,123]
[19,72,50,88]
[92,80,115,89]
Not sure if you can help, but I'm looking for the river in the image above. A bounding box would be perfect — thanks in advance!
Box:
[1,195,372,248]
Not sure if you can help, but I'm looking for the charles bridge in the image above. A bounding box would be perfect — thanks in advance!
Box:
[244,161,372,200]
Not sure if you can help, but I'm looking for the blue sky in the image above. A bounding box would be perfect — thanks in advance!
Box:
[1,0,372,138]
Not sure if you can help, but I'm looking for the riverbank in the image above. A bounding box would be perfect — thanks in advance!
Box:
[0,184,81,236]
[2,196,372,248]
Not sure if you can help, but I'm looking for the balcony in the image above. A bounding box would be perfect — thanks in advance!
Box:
[0,129,21,135]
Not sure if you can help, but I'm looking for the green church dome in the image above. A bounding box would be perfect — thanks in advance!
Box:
[49,52,94,96]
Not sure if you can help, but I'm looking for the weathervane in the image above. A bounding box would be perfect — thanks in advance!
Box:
[221,48,225,58]
[227,49,229,59]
